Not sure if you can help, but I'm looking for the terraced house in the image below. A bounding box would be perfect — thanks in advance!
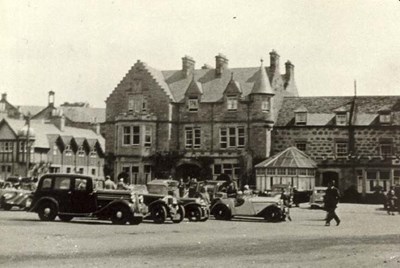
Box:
[103,50,298,184]
[271,95,400,196]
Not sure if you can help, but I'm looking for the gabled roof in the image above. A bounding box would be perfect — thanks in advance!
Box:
[255,147,317,169]
[185,76,203,96]
[2,118,104,151]
[162,65,295,103]
[276,96,400,126]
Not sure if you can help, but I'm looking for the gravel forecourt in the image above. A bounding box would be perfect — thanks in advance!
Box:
[0,203,399,267]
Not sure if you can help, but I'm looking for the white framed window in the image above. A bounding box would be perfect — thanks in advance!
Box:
[185,127,201,149]
[336,113,347,126]
[295,112,307,125]
[77,146,85,157]
[188,97,199,112]
[266,168,275,175]
[132,126,140,145]
[144,126,152,147]
[220,126,245,149]
[227,96,238,111]
[123,126,131,145]
[64,145,72,156]
[128,95,147,113]
[53,144,58,155]
[262,99,271,112]
[379,113,391,124]
[277,168,286,175]
[19,141,26,153]
[128,95,135,112]
[90,149,97,158]
[335,142,348,157]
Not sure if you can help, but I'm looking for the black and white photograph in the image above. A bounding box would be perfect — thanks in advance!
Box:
[1,1,400,267]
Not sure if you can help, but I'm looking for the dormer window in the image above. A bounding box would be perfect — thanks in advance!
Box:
[227,96,238,111]
[336,113,347,126]
[379,112,391,125]
[64,145,72,156]
[262,99,271,112]
[188,97,199,112]
[295,112,307,125]
[77,146,85,157]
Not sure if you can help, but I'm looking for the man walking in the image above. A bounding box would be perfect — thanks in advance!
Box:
[324,180,341,226]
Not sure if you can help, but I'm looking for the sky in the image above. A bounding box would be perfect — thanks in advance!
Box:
[1,0,400,108]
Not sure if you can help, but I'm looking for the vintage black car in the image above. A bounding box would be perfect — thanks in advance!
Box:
[28,174,146,225]
[130,183,185,224]
[147,179,210,222]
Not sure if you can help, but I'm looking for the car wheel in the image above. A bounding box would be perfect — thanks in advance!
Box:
[213,205,231,221]
[172,205,185,223]
[2,203,13,211]
[58,215,74,222]
[187,206,202,222]
[38,202,58,221]
[151,205,167,224]
[264,206,283,222]
[111,206,131,225]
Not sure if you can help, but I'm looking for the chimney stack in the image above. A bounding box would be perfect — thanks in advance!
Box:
[215,53,228,76]
[285,61,295,80]
[182,55,195,78]
[1,93,7,101]
[269,50,280,74]
[54,115,65,131]
[48,91,55,107]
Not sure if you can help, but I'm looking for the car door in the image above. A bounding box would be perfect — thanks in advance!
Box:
[53,177,73,213]
[71,177,97,214]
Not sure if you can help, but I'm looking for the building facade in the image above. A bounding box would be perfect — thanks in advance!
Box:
[0,117,105,180]
[103,51,298,184]
[272,96,400,196]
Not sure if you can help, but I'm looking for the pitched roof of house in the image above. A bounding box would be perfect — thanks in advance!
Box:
[3,118,104,150]
[162,66,294,103]
[18,105,105,123]
[255,147,317,169]
[276,96,400,126]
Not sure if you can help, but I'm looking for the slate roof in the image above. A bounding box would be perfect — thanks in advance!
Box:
[3,118,104,150]
[255,147,317,169]
[162,66,293,103]
[276,96,400,126]
[18,105,105,123]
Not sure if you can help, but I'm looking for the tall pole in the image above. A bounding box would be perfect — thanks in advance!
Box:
[25,113,31,177]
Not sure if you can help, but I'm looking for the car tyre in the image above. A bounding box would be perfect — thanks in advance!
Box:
[151,205,167,224]
[58,215,74,222]
[172,205,185,223]
[213,205,231,221]
[38,202,58,221]
[111,206,131,225]
[187,206,202,222]
[130,217,143,225]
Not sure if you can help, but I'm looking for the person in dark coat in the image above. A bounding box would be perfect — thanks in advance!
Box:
[386,186,397,215]
[324,180,341,226]
[178,178,186,197]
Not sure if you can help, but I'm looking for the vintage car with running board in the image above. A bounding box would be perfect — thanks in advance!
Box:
[27,174,146,225]
[211,194,287,222]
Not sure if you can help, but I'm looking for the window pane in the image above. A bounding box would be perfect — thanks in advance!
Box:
[75,179,88,191]
[54,178,70,190]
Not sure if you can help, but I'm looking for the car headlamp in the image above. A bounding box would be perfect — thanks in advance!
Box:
[25,198,32,208]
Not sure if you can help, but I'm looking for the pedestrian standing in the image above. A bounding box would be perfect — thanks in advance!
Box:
[104,176,117,190]
[324,180,341,226]
[386,186,397,216]
[178,178,186,197]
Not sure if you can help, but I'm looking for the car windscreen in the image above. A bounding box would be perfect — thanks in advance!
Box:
[147,185,168,195]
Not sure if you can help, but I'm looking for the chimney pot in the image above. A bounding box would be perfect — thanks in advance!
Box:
[269,50,280,71]
[48,91,55,107]
[1,93,7,101]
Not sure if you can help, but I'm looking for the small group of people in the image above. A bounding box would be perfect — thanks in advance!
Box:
[104,176,131,190]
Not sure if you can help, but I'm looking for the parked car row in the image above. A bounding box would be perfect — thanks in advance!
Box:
[2,174,331,225]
